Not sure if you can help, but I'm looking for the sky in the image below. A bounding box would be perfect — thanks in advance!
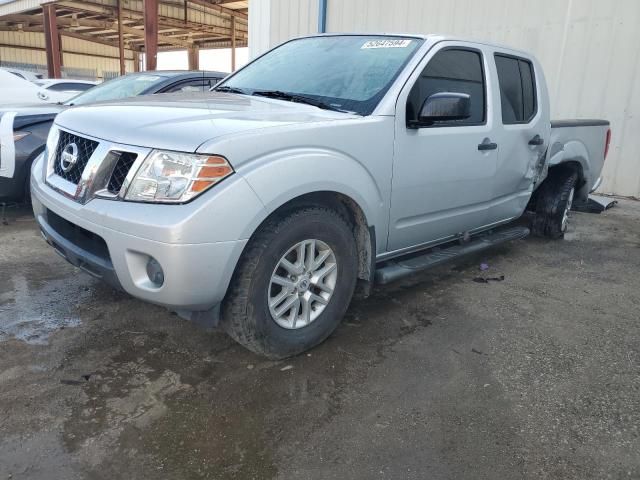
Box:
[156,47,249,73]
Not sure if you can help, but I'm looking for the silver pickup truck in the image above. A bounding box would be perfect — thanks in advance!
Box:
[30,34,611,358]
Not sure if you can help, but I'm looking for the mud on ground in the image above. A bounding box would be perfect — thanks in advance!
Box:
[1,200,639,479]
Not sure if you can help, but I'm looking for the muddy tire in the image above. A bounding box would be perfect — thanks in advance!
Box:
[221,207,358,359]
[532,169,578,239]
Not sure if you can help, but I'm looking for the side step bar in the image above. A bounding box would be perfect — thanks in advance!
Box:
[375,226,530,285]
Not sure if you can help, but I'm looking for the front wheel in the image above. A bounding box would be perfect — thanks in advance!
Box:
[221,207,358,358]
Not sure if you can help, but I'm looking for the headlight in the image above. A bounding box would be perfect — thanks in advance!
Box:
[125,150,233,203]
[13,131,30,142]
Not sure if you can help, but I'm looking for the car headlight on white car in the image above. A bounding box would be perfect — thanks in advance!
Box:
[125,150,234,203]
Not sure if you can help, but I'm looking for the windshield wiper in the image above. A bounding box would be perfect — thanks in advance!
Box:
[251,90,350,113]
[214,85,247,94]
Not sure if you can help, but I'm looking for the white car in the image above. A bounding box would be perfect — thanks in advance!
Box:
[35,79,99,98]
[3,67,44,83]
[0,68,69,106]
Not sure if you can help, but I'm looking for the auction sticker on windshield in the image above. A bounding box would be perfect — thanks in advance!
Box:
[361,39,413,49]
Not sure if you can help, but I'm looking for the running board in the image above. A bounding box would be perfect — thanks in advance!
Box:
[375,226,530,285]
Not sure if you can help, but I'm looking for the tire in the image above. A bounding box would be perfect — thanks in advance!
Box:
[532,169,578,239]
[221,206,359,359]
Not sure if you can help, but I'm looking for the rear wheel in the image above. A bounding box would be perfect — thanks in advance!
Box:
[532,169,578,239]
[221,207,358,358]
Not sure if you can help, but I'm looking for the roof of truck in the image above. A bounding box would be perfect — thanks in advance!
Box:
[299,33,531,57]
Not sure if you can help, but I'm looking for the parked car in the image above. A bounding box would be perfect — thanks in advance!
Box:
[1,70,227,201]
[3,67,44,82]
[30,34,610,358]
[0,68,70,106]
[35,79,99,97]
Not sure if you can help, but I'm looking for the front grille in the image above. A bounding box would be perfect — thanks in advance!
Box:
[53,131,99,185]
[107,152,138,194]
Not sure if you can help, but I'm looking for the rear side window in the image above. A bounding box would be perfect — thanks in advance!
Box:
[495,54,537,124]
[164,80,208,93]
[407,48,486,126]
[47,82,93,92]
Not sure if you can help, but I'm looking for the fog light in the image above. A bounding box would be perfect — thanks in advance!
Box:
[146,257,164,287]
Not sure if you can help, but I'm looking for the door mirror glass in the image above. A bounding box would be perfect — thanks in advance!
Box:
[418,92,471,124]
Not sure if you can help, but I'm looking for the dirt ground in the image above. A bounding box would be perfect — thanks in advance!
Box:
[0,199,639,480]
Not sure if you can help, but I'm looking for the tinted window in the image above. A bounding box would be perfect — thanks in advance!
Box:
[520,60,536,120]
[165,80,207,93]
[66,74,166,106]
[407,49,485,126]
[47,82,93,92]
[495,54,537,124]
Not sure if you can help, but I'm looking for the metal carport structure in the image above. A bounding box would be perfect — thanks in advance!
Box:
[0,0,247,78]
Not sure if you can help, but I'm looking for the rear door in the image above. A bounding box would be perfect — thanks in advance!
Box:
[487,52,551,223]
[388,43,498,252]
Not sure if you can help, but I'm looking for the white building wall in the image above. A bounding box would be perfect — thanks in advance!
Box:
[251,0,640,198]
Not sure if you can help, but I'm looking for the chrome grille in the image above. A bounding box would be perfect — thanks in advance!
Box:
[52,131,99,184]
[45,125,150,204]
[107,152,138,194]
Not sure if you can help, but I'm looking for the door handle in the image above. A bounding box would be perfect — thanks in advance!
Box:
[478,140,498,151]
[528,135,544,146]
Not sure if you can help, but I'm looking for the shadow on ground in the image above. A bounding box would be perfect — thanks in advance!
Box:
[1,201,639,479]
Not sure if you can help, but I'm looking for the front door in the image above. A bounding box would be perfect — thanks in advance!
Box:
[388,44,497,252]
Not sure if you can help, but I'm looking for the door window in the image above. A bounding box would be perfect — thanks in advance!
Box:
[494,54,537,124]
[165,80,208,92]
[407,48,486,127]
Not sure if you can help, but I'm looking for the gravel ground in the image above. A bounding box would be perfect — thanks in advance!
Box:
[0,199,639,480]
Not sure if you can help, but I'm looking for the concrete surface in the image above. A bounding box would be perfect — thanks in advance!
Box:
[0,200,639,480]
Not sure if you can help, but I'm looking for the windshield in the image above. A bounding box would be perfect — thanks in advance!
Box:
[65,74,166,106]
[218,35,423,115]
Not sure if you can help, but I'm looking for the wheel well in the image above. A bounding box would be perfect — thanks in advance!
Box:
[550,161,584,188]
[528,161,584,211]
[259,192,374,285]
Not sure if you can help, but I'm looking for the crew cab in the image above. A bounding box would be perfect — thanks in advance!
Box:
[30,34,611,358]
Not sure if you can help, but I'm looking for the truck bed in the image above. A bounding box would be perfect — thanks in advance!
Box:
[548,119,611,200]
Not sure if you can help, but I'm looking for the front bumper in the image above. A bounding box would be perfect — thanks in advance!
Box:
[31,177,249,313]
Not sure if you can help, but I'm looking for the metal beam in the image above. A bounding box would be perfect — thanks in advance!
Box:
[117,0,125,74]
[188,45,199,70]
[54,1,249,33]
[42,4,62,78]
[3,13,194,48]
[0,42,130,61]
[143,0,158,70]
[230,14,236,71]
[1,12,248,40]
[187,0,248,20]
[61,29,121,49]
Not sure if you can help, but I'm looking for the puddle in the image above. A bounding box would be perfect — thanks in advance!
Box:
[0,272,91,345]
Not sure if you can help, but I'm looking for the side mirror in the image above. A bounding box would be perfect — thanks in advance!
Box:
[416,92,471,126]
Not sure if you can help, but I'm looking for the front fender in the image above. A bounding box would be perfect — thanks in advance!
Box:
[238,147,386,243]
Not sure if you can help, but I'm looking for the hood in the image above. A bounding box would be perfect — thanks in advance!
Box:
[54,92,357,152]
[0,104,65,129]
[0,103,66,116]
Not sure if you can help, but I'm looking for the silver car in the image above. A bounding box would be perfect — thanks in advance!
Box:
[30,34,611,358]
